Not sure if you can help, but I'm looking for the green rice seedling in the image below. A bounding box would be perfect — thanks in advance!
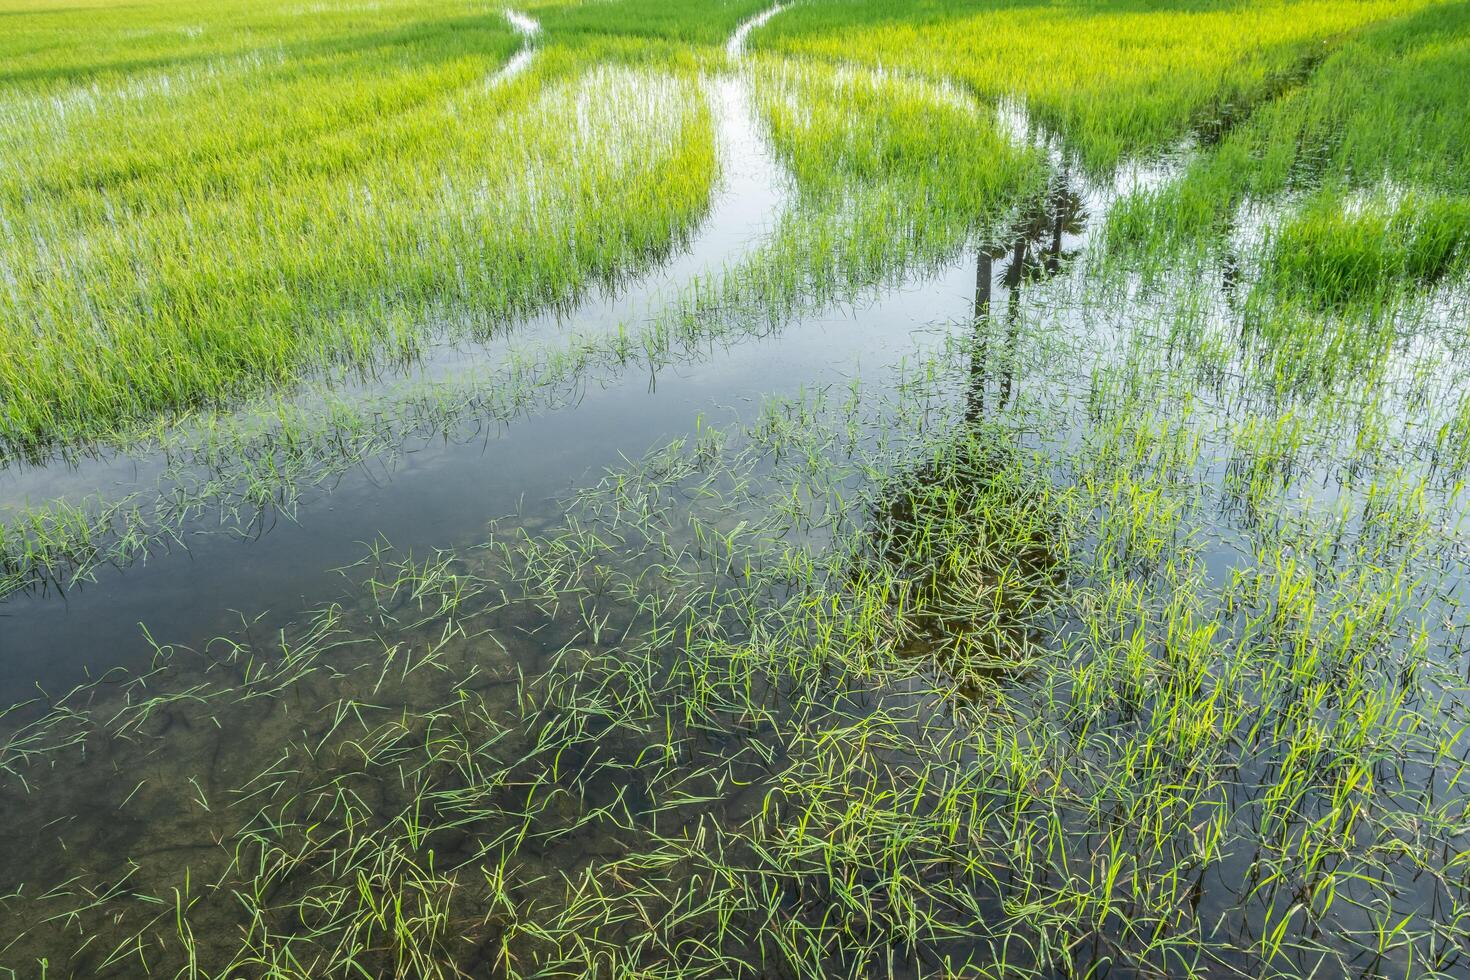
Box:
[761,0,1431,174]
[6,0,1470,977]
[1107,0,1470,288]
[1260,189,1470,313]
[0,1,719,453]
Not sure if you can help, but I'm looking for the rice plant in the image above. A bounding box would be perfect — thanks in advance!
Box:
[4,0,1470,976]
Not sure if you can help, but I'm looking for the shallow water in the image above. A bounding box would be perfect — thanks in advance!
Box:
[489,9,539,86]
[0,13,797,704]
[0,5,1105,707]
[6,4,1470,976]
[0,270,979,703]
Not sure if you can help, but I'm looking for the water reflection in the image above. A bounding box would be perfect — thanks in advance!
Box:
[861,176,1084,695]
[0,12,795,703]
[966,173,1084,424]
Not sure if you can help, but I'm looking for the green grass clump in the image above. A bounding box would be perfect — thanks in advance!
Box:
[1107,0,1470,282]
[1262,190,1470,311]
[755,60,1037,213]
[759,0,1431,173]
[530,0,774,46]
[673,57,1049,322]
[0,0,721,455]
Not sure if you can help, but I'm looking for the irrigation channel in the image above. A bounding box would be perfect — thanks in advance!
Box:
[0,4,929,697]
[0,6,799,702]
[5,3,1470,977]
[0,5,1132,706]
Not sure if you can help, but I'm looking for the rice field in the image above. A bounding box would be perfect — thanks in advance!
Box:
[3,0,1470,976]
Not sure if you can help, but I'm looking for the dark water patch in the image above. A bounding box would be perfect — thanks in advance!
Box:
[866,426,1066,695]
[0,531,781,975]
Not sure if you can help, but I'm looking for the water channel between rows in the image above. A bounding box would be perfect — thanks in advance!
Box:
[0,5,1098,707]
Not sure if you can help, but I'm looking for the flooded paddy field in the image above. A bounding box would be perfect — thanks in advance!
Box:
[3,0,1470,976]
